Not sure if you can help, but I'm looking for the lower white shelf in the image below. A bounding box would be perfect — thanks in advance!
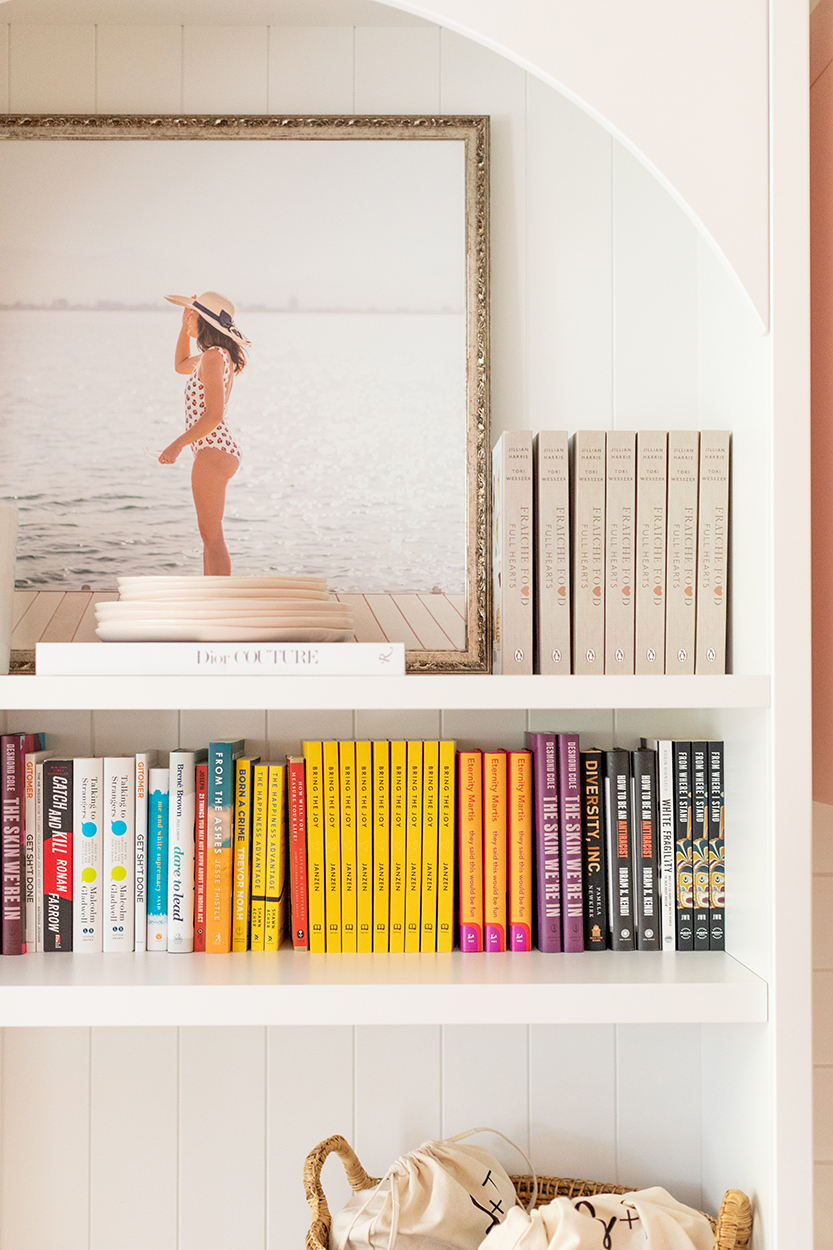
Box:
[0,950,767,1027]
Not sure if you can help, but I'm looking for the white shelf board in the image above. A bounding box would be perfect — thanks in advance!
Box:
[0,950,767,1027]
[0,673,771,711]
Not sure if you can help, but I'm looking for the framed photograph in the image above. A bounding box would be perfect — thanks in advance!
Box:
[0,114,490,673]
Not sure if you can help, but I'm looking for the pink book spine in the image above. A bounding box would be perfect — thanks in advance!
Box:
[557,733,585,952]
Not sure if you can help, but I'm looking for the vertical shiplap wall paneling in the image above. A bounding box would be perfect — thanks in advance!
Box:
[12,708,94,755]
[612,146,699,428]
[91,708,180,757]
[525,76,613,431]
[96,26,182,115]
[90,1028,179,1250]
[1,1028,91,1250]
[529,1026,617,1181]
[179,708,267,759]
[0,25,9,111]
[266,709,355,759]
[267,27,354,115]
[696,239,771,676]
[353,28,440,114]
[440,32,528,440]
[8,25,96,114]
[616,1025,703,1208]
[441,708,527,751]
[441,1025,530,1171]
[179,1027,267,1250]
[267,1026,355,1250]
[354,709,441,742]
[355,1026,442,1165]
[182,27,268,115]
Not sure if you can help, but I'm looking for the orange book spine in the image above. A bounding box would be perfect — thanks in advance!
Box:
[508,750,533,951]
[483,749,507,952]
[457,750,483,952]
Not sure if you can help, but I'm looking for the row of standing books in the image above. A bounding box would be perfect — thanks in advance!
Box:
[0,730,724,954]
[492,428,731,676]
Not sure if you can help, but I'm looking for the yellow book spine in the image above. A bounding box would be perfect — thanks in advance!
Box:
[265,764,286,952]
[436,740,456,952]
[232,759,255,952]
[356,741,374,953]
[340,742,357,954]
[250,763,269,951]
[303,741,326,954]
[389,741,407,953]
[508,750,533,951]
[323,741,342,952]
[405,741,423,953]
[420,741,439,952]
[372,741,390,952]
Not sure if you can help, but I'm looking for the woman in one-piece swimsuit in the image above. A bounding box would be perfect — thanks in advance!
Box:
[159,292,249,576]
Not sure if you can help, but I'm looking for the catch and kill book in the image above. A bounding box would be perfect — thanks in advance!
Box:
[43,759,73,952]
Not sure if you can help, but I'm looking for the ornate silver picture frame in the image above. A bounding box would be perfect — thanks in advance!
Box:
[0,114,490,673]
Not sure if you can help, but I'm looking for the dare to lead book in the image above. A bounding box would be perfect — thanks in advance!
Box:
[43,759,73,952]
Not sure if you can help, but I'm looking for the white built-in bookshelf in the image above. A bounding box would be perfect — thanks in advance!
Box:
[0,2,810,1248]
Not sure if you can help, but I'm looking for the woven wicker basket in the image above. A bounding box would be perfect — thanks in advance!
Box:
[304,1135,753,1250]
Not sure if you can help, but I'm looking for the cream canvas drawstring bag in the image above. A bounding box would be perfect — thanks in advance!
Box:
[329,1128,537,1250]
[479,1186,714,1250]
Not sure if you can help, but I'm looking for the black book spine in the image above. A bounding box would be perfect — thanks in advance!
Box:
[580,750,607,950]
[631,749,660,950]
[673,741,694,951]
[691,741,710,951]
[603,749,634,951]
[708,741,725,950]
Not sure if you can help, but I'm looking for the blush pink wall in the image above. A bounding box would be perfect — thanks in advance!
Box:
[812,0,833,804]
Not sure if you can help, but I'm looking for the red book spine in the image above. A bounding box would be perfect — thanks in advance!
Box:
[194,763,208,953]
[288,757,309,951]
[1,735,25,955]
[43,759,73,952]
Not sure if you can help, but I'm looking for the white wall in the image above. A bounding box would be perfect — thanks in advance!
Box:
[0,12,771,1250]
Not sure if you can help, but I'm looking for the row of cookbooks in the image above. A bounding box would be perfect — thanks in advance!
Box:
[492,428,730,676]
[0,728,724,954]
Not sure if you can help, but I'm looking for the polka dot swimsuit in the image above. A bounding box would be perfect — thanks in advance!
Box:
[184,346,242,461]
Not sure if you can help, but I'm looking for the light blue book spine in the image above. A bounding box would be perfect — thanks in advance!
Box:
[147,768,170,952]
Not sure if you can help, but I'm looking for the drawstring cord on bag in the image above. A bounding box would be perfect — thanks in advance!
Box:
[341,1127,539,1250]
[442,1128,539,1212]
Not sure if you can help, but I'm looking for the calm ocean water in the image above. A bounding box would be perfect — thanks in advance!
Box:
[0,310,467,594]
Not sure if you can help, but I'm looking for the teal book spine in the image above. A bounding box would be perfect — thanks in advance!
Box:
[147,768,169,952]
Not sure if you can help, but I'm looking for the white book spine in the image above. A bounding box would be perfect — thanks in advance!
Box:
[571,430,606,674]
[103,758,135,952]
[167,750,204,953]
[695,430,731,673]
[635,431,668,674]
[36,641,406,676]
[35,761,46,951]
[492,431,534,674]
[656,740,676,950]
[665,430,700,674]
[24,750,51,953]
[134,752,156,952]
[534,431,571,673]
[72,758,104,953]
[604,431,636,673]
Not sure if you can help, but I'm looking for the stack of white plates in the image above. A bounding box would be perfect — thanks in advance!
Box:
[95,576,355,643]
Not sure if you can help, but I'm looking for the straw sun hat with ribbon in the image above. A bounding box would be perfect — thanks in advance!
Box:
[165,291,251,347]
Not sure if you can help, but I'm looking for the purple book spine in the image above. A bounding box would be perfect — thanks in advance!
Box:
[525,732,562,951]
[1,735,24,955]
[557,733,585,952]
